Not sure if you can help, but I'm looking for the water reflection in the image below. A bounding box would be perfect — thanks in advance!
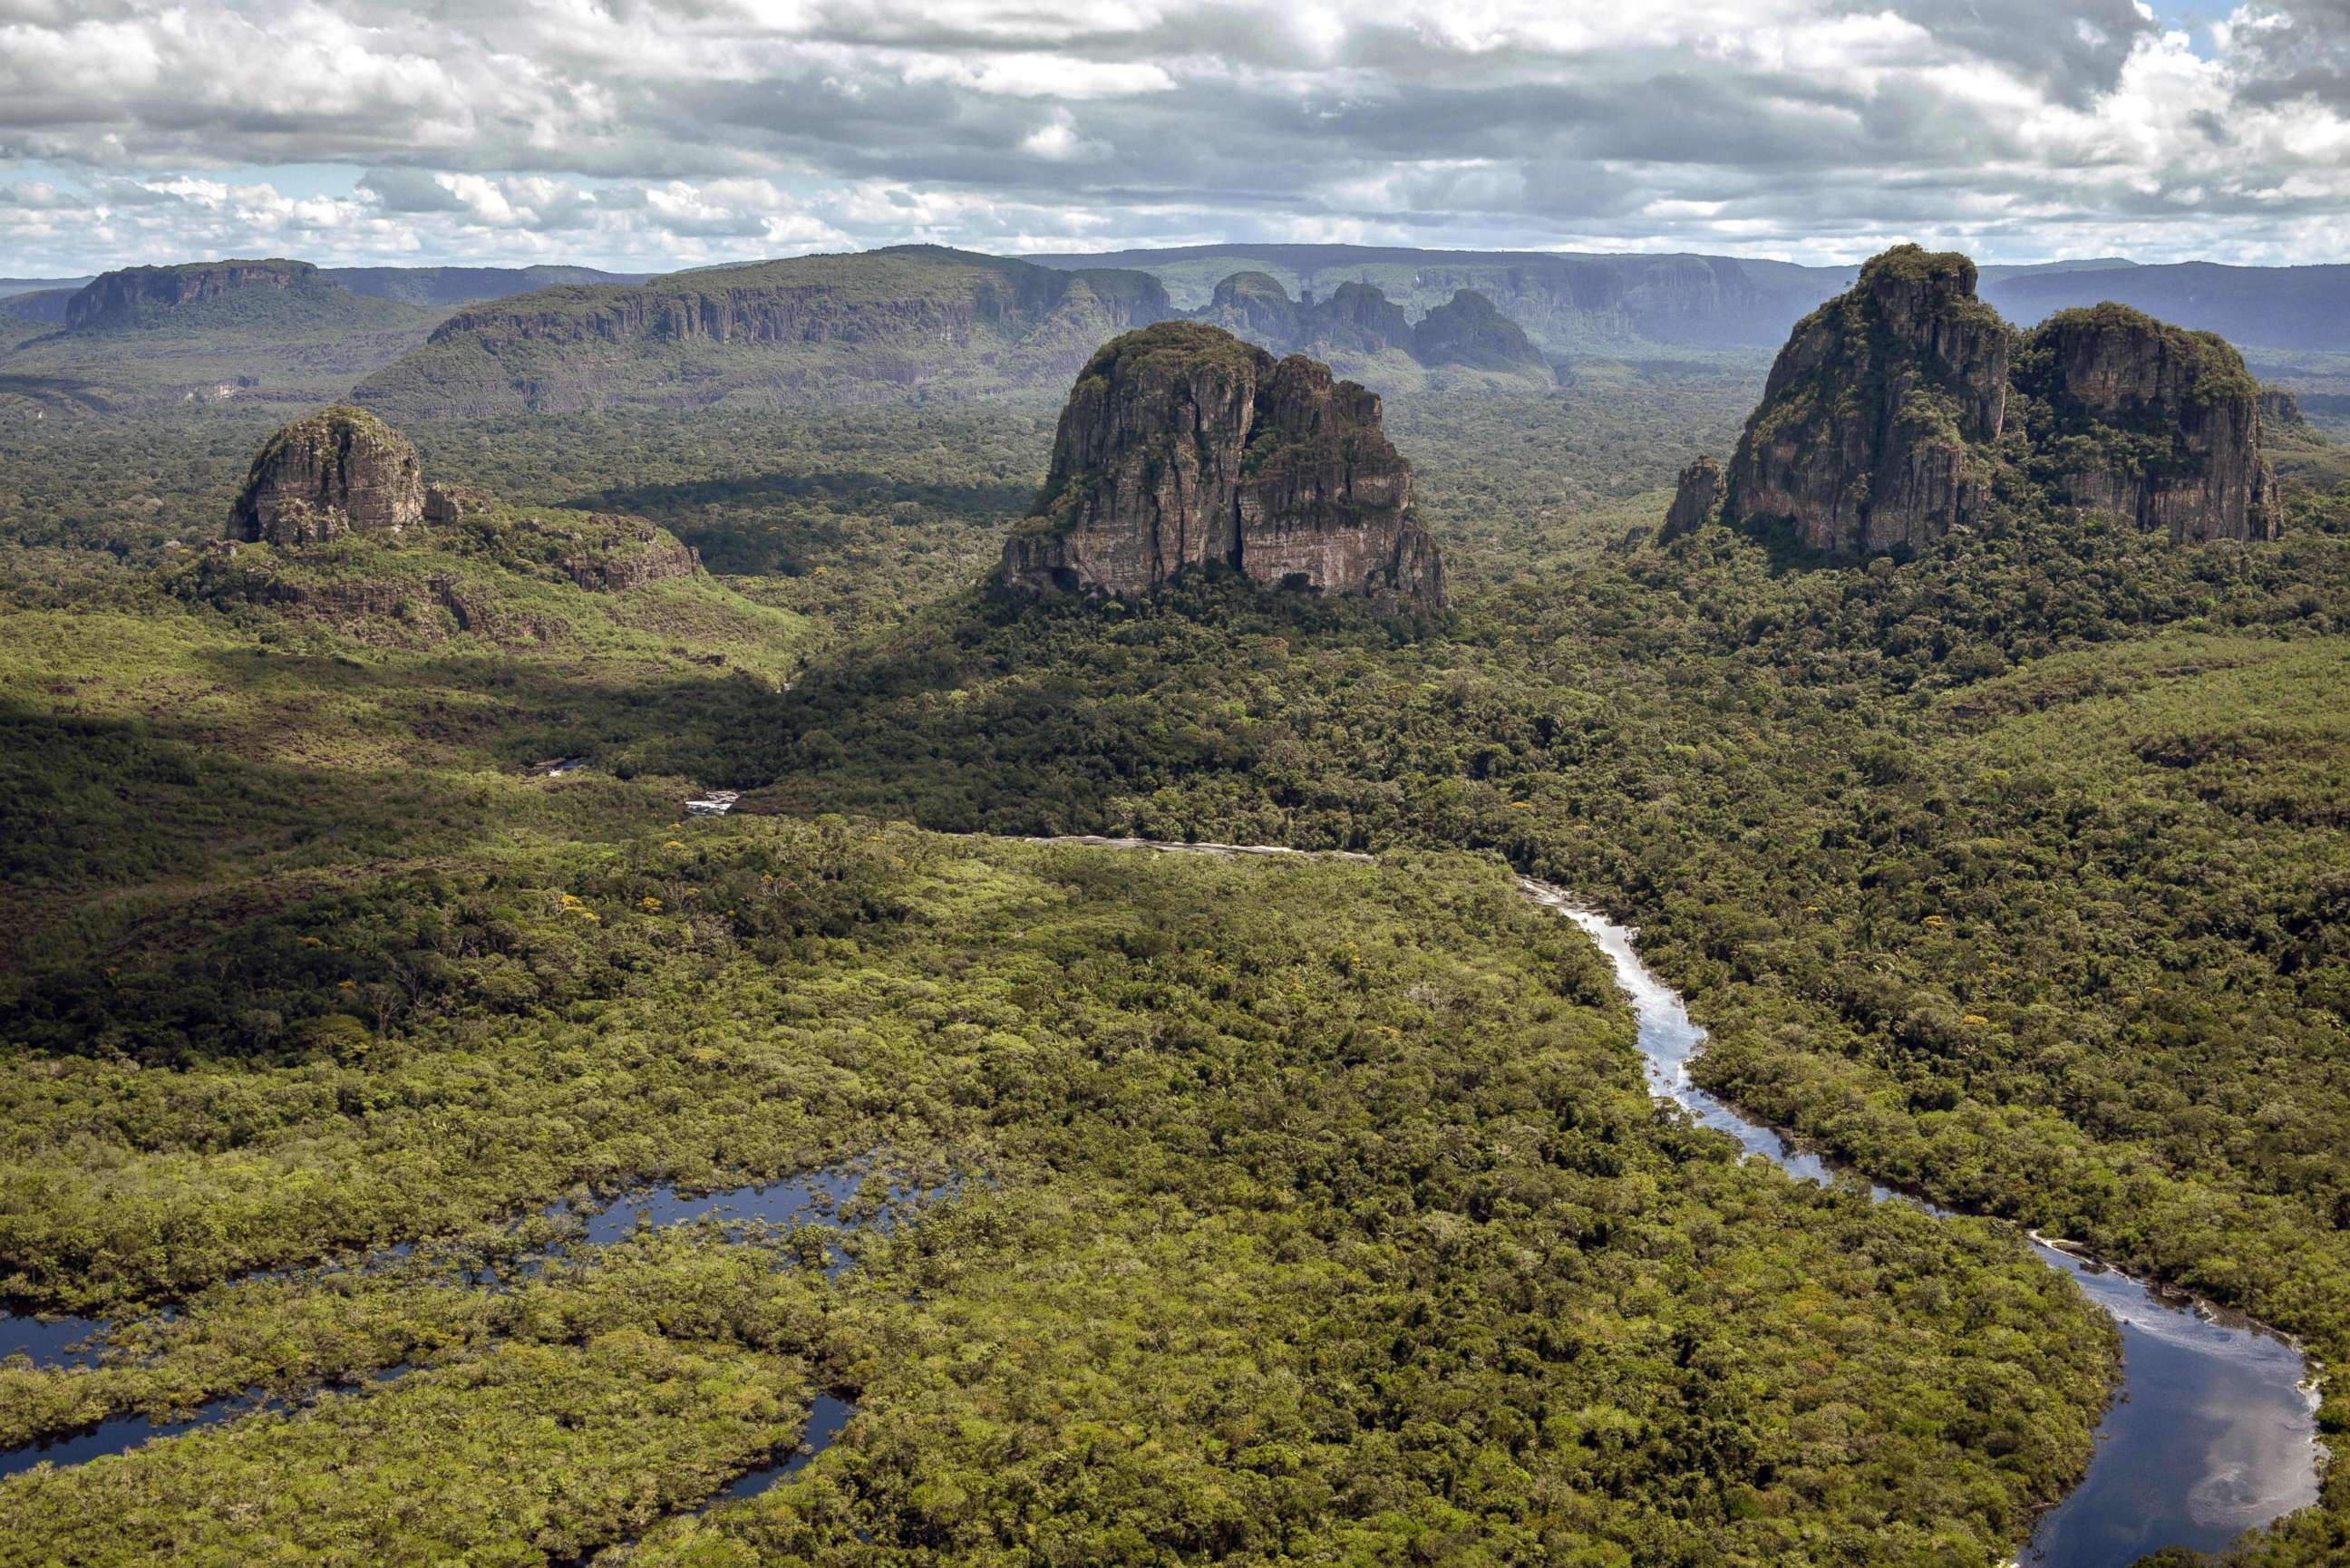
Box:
[0,1161,938,1477]
[1525,881,2322,1568]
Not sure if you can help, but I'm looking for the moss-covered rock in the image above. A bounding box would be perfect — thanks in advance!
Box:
[2014,304,2278,543]
[1722,246,2010,558]
[1005,323,1445,611]
[230,405,424,545]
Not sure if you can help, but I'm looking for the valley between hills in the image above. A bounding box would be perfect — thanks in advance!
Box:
[0,241,2346,1568]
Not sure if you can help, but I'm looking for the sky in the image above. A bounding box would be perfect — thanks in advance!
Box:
[2,0,2348,277]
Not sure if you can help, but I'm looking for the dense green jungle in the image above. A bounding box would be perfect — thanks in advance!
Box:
[1,322,2345,1568]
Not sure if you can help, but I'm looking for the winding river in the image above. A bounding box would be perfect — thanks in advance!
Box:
[0,837,2326,1566]
[1024,841,2327,1563]
[1520,877,2324,1567]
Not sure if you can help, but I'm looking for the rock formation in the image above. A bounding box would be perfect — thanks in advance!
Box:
[1410,290,1551,375]
[422,484,486,526]
[1190,274,1547,382]
[1311,282,1413,355]
[67,260,316,332]
[563,517,701,591]
[1722,246,2010,557]
[1662,457,1726,539]
[1686,245,2285,557]
[2260,385,2306,429]
[2014,305,2277,542]
[230,405,424,545]
[1003,323,1445,611]
[1198,272,1301,345]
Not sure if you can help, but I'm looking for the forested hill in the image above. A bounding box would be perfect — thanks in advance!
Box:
[349,247,1180,419]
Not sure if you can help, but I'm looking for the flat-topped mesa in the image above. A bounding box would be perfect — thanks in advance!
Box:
[230,405,424,545]
[2015,305,2279,542]
[1723,245,2010,557]
[1003,323,1446,612]
[67,259,316,332]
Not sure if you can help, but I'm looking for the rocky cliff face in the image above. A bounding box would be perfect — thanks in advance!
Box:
[358,247,1174,417]
[231,406,424,545]
[1723,247,2010,557]
[1662,456,1726,539]
[1310,282,1413,354]
[1676,247,2285,557]
[67,260,316,331]
[2260,385,2306,428]
[2012,305,2277,542]
[1410,290,1549,374]
[1199,272,1301,344]
[1004,323,1444,611]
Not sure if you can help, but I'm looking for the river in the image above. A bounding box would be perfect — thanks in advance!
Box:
[1526,878,2324,1568]
[0,839,2325,1564]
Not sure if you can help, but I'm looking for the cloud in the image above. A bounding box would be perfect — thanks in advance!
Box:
[2228,0,2350,108]
[0,0,2345,272]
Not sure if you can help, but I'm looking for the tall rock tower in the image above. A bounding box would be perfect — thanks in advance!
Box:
[1003,323,1446,612]
[230,405,425,546]
[1672,245,2284,557]
[2013,305,2278,543]
[1721,246,2011,557]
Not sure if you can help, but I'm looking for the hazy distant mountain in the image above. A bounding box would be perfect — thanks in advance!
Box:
[1190,270,1554,389]
[1981,262,2350,351]
[354,246,1176,418]
[0,260,438,408]
[0,288,76,325]
[0,276,92,299]
[1,259,664,411]
[1976,258,2137,280]
[1030,244,1848,354]
[1030,247,2151,359]
[322,265,648,307]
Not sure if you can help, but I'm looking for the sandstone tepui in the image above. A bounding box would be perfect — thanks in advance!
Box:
[1002,323,1446,612]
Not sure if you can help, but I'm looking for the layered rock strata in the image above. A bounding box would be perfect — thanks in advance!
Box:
[1003,323,1445,611]
[230,405,424,545]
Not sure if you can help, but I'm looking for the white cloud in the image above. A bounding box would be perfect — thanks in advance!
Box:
[0,0,2345,271]
[899,53,1173,98]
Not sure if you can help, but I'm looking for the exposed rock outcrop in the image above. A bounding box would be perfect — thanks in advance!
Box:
[1723,247,2010,557]
[563,517,701,591]
[2260,386,2306,428]
[2014,304,2277,543]
[1311,282,1413,355]
[67,260,316,331]
[1003,323,1444,611]
[1662,457,1726,539]
[1198,272,1300,344]
[1679,247,2286,558]
[230,405,424,545]
[1410,290,1551,375]
[422,484,486,526]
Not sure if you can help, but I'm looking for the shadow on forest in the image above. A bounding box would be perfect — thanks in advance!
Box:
[558,468,1035,526]
[0,644,798,913]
